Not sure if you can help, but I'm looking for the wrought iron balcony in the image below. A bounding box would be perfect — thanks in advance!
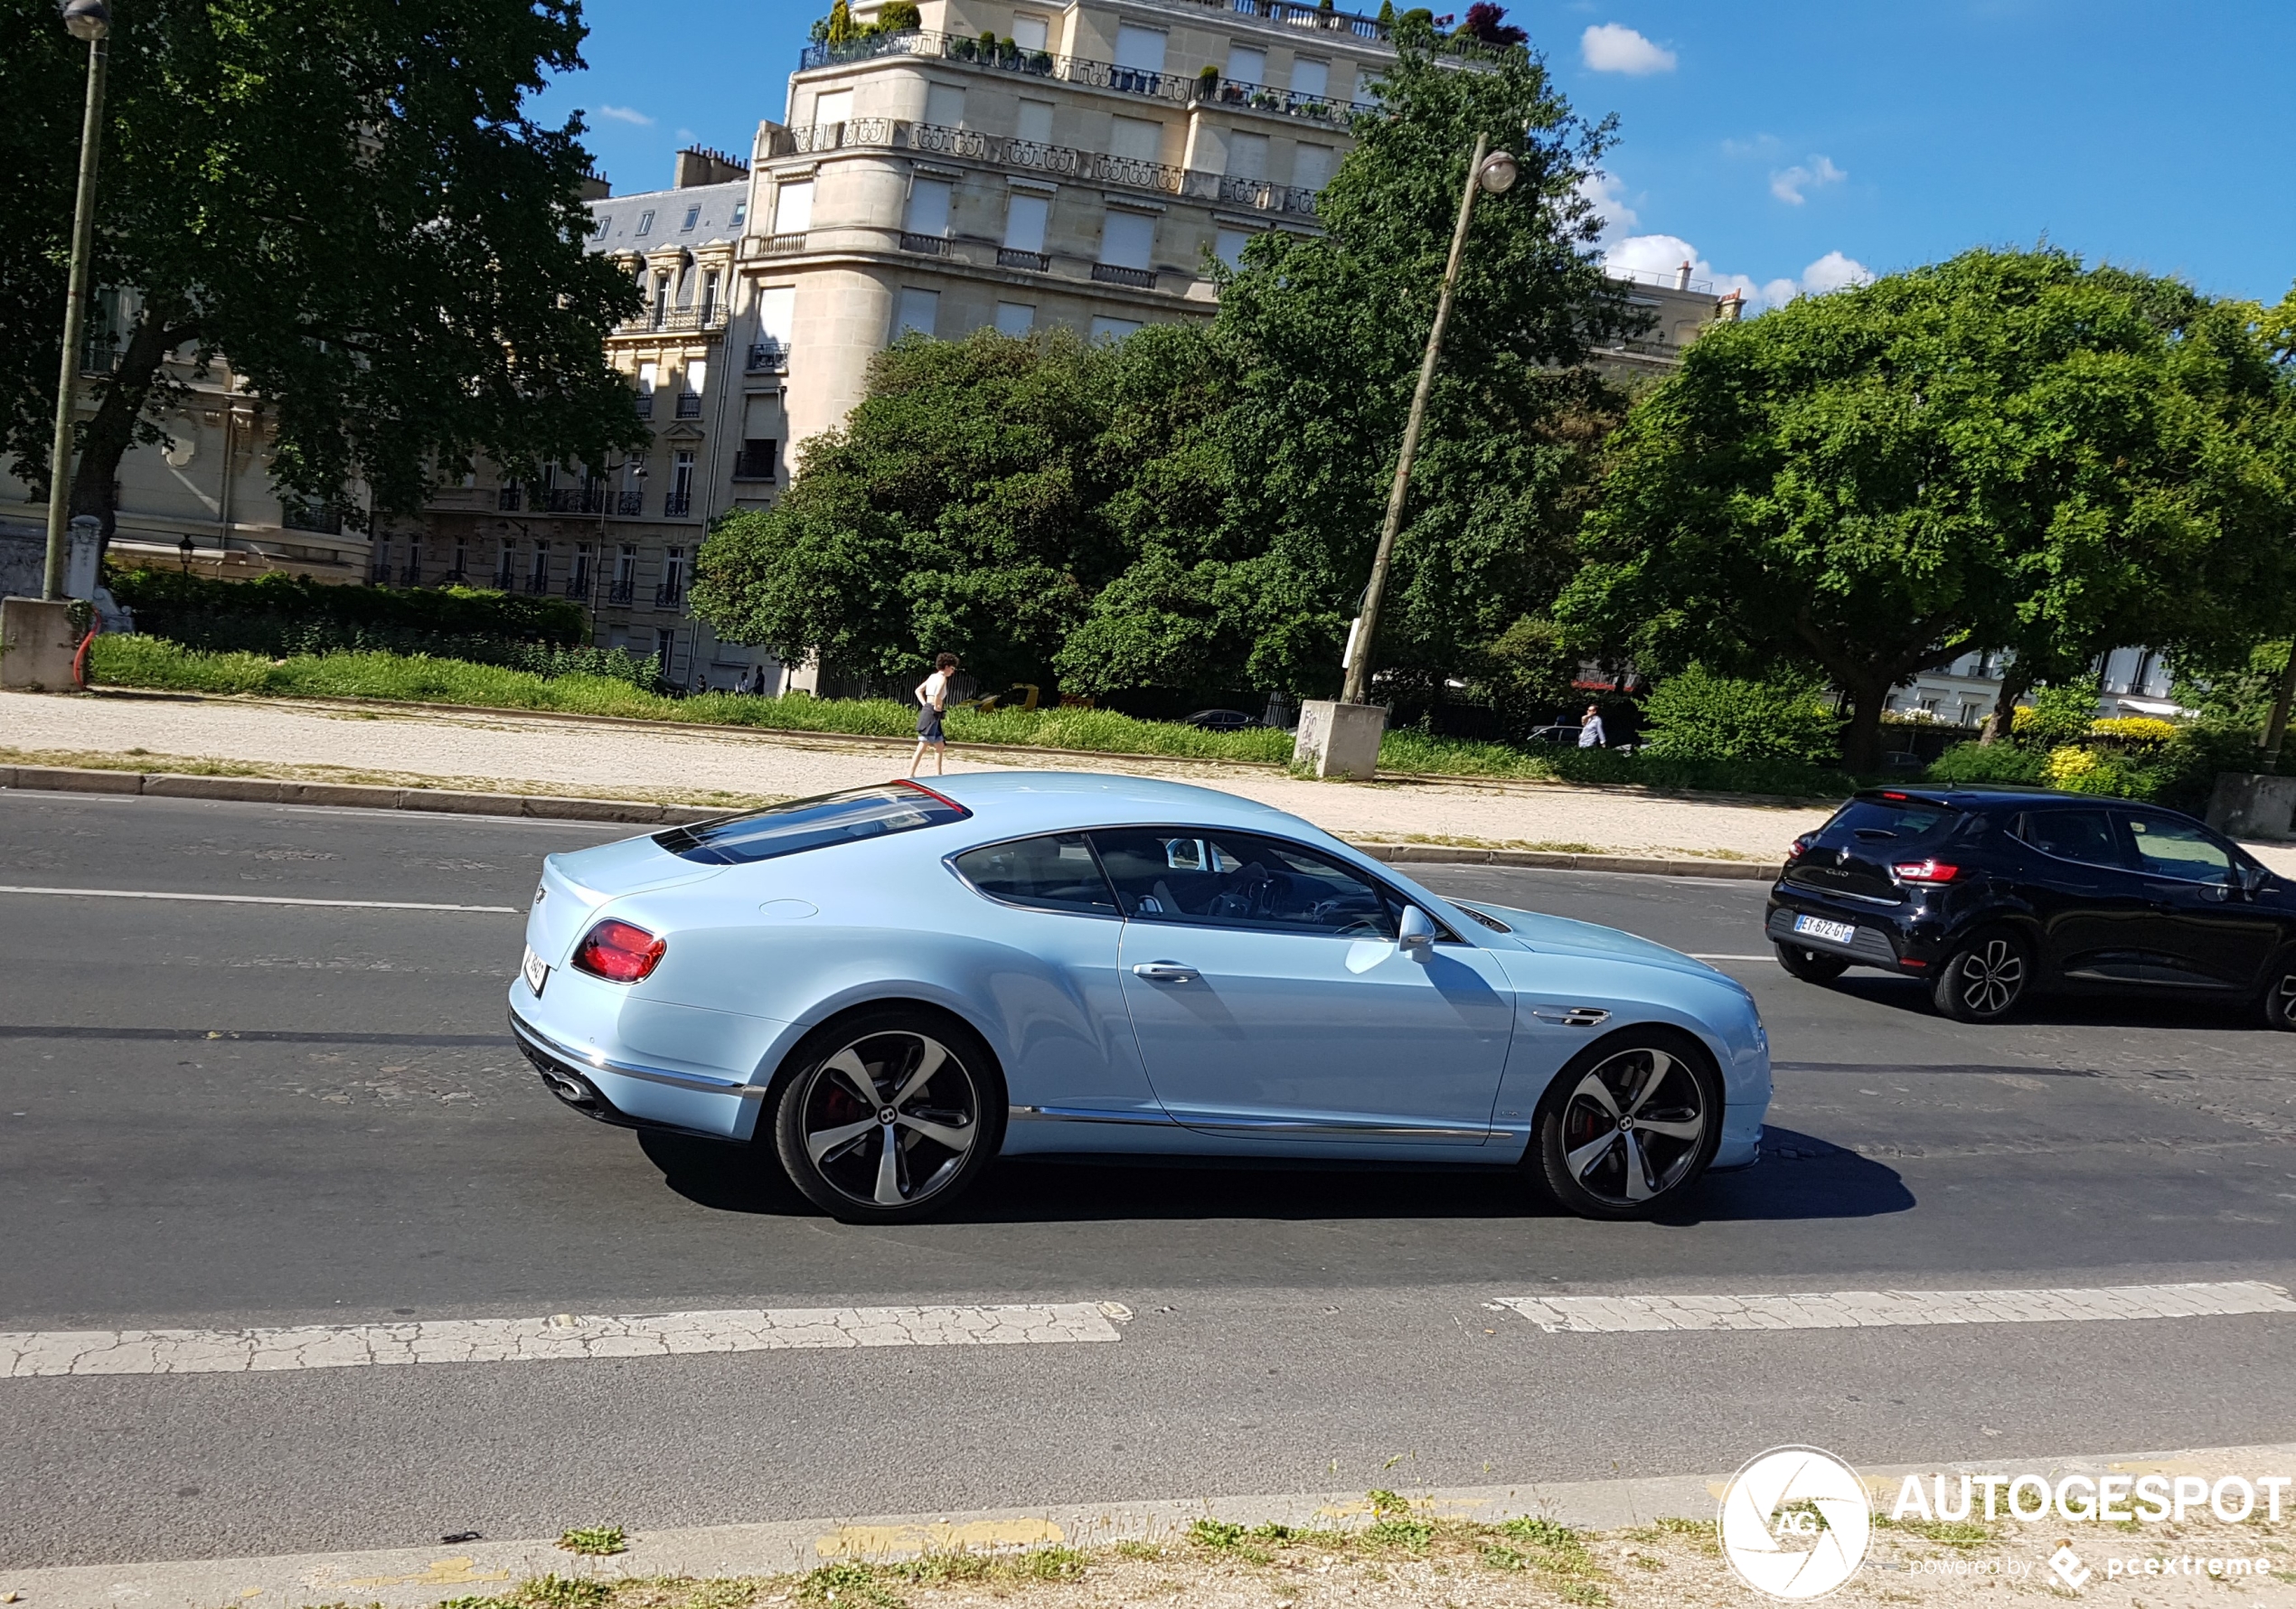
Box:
[616,306,730,335]
[615,490,645,516]
[1092,263,1157,289]
[654,581,685,607]
[674,393,703,419]
[663,492,693,518]
[524,571,551,595]
[369,560,392,585]
[400,560,422,585]
[541,486,605,514]
[996,247,1050,271]
[899,231,950,256]
[565,570,592,598]
[497,486,523,512]
[634,392,654,419]
[494,565,517,589]
[282,503,344,535]
[747,340,790,373]
[607,580,635,606]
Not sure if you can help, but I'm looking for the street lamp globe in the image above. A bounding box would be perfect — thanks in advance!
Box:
[1476,149,1520,195]
[60,0,109,41]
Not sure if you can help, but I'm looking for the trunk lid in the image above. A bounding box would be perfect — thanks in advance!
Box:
[1783,793,1962,905]
[528,833,724,964]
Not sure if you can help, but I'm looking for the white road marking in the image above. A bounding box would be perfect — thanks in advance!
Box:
[1688,953,1773,961]
[0,1303,1130,1378]
[1496,1281,2296,1333]
[0,883,516,913]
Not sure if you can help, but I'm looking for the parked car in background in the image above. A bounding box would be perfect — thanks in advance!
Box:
[511,774,1773,1224]
[1767,788,2296,1027]
[1182,708,1260,731]
[1524,724,1584,748]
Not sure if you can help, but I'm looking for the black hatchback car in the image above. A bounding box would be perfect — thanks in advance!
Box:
[1766,789,2296,1027]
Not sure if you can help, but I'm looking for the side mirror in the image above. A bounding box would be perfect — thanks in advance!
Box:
[1398,905,1439,953]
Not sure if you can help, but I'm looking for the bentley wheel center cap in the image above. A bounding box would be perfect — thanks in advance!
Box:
[879,1108,897,1125]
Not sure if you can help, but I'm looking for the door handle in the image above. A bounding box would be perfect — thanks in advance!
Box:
[1131,962,1200,983]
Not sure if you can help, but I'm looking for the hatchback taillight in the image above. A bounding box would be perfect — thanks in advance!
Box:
[572,918,666,983]
[1893,859,1960,885]
[1786,835,1811,860]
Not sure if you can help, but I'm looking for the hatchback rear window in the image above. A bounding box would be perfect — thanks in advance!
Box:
[1826,797,1958,840]
[654,782,969,865]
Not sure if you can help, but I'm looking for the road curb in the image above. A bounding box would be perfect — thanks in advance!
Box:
[0,763,1784,875]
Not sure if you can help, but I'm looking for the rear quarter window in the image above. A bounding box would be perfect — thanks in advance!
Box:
[655,782,969,865]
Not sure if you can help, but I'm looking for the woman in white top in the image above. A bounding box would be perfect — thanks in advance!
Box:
[909,652,960,776]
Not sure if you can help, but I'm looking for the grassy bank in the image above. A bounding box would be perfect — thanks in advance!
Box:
[88,637,1858,796]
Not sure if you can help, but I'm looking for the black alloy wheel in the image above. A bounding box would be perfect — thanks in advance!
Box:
[1931,930,2031,1022]
[2262,952,2296,1032]
[1534,1030,1722,1220]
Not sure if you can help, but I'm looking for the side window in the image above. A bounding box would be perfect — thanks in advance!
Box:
[2017,809,2126,869]
[2123,814,2235,886]
[951,833,1117,915]
[1090,829,1399,938]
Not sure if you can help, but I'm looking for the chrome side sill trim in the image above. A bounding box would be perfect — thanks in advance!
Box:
[1009,1104,1180,1126]
[509,1012,767,1099]
[1162,1109,1491,1142]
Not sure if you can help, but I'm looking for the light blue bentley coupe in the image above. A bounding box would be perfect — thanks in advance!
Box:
[509,772,1770,1222]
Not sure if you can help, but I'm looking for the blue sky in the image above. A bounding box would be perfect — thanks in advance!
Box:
[547,0,2296,310]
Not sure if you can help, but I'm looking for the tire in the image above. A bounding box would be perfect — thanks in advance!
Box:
[2260,950,2296,1032]
[768,1007,1004,1224]
[1930,929,2031,1022]
[1533,1028,1724,1221]
[1774,941,1849,983]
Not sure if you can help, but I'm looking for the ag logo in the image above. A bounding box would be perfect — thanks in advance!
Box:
[1717,1445,1873,1600]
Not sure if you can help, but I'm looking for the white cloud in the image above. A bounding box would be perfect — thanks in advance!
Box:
[592,104,654,127]
[1604,232,1873,311]
[1574,172,1639,237]
[1769,155,1846,205]
[1580,23,1676,75]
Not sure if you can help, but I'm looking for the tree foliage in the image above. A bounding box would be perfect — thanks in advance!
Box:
[0,0,645,537]
[1559,248,2296,769]
[1637,663,1844,765]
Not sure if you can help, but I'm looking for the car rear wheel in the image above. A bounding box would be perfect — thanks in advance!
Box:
[1533,1030,1722,1220]
[1931,930,2030,1022]
[770,1008,1002,1224]
[2260,951,2296,1032]
[1774,941,1849,983]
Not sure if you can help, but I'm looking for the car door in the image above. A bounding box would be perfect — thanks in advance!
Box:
[2009,806,2153,983]
[2116,811,2281,990]
[1093,827,1513,1144]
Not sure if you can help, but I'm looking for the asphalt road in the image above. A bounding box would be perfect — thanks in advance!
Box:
[4,789,2293,1569]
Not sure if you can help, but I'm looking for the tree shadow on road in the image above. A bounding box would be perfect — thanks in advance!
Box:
[637,1124,1912,1225]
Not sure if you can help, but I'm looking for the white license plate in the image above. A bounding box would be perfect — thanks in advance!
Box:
[522,946,550,995]
[1793,914,1858,946]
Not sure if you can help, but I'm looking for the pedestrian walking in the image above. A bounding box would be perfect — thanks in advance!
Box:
[910,652,959,776]
[1577,702,1607,748]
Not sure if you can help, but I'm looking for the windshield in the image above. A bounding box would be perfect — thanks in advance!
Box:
[654,782,970,866]
[1826,797,1959,842]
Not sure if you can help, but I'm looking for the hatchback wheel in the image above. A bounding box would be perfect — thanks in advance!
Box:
[770,1009,1002,1224]
[1533,1030,1722,1220]
[2262,952,2296,1032]
[1932,931,2030,1022]
[1774,942,1849,983]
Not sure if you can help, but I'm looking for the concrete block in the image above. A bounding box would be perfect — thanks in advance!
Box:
[1,597,80,692]
[11,765,145,794]
[2207,772,2296,842]
[523,795,663,823]
[145,775,288,804]
[1292,700,1385,781]
[283,782,405,810]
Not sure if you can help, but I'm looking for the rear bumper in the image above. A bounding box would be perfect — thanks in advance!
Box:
[1765,890,1934,972]
[508,1011,765,1141]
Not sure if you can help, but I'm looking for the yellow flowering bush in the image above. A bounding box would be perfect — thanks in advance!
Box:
[2044,746,2100,787]
[2089,715,2178,744]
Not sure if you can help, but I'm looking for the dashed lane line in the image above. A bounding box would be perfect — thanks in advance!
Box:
[1496,1280,2296,1334]
[0,883,516,913]
[0,1303,1131,1378]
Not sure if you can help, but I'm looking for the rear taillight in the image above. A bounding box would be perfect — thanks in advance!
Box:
[572,918,666,983]
[1893,860,1960,885]
[1786,836,1811,860]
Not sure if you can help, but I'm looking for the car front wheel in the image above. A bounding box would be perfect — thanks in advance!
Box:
[2261,951,2296,1032]
[1533,1030,1723,1220]
[1774,941,1849,983]
[769,1008,1002,1224]
[1931,931,2031,1022]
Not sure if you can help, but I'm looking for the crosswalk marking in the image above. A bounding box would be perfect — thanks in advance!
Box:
[1496,1280,2296,1334]
[0,1303,1129,1378]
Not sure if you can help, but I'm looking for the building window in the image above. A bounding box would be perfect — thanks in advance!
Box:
[655,626,678,671]
[1226,44,1266,84]
[1002,191,1049,254]
[635,209,655,236]
[677,359,706,418]
[1294,143,1337,191]
[1215,227,1252,269]
[735,439,779,481]
[528,541,550,593]
[895,287,940,338]
[611,542,637,604]
[658,546,687,607]
[925,82,965,128]
[700,269,720,323]
[1290,57,1330,99]
[812,89,853,127]
[772,180,813,235]
[569,543,592,596]
[1090,315,1144,343]
[494,541,516,588]
[1226,130,1269,181]
[1015,99,1053,144]
[1012,13,1049,52]
[729,199,747,229]
[681,204,701,232]
[1108,116,1163,164]
[994,302,1035,336]
[451,537,467,580]
[1099,210,1154,270]
[1113,24,1167,73]
[903,177,953,240]
[757,285,795,357]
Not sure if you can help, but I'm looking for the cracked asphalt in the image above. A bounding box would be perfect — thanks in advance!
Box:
[2,788,2292,1570]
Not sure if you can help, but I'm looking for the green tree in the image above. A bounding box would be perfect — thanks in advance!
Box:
[0,0,644,541]
[1560,249,2296,771]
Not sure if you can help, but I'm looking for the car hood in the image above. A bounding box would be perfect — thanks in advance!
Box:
[1460,901,1721,979]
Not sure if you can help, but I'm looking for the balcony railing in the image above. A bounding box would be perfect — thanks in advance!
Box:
[524,571,551,595]
[1199,77,1368,128]
[634,392,654,419]
[663,492,693,518]
[762,119,1319,219]
[654,581,685,608]
[400,560,422,585]
[369,560,392,584]
[607,579,635,606]
[497,486,523,512]
[494,565,516,589]
[616,306,730,335]
[759,231,807,254]
[616,490,645,516]
[541,485,605,514]
[282,503,344,535]
[997,247,1050,271]
[565,570,592,598]
[747,340,790,373]
[674,393,703,419]
[899,231,950,256]
[1092,263,1157,289]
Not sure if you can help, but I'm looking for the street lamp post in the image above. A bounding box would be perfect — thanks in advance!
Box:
[1294,134,1517,778]
[42,0,115,601]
